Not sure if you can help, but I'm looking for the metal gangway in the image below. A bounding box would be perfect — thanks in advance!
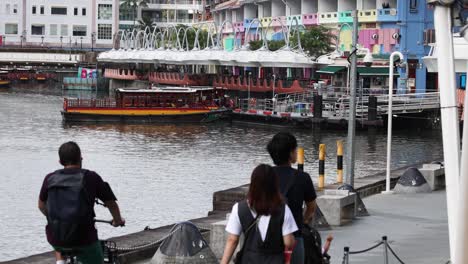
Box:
[325,92,441,120]
[237,90,315,113]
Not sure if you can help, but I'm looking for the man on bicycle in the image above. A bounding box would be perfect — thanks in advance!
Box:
[38,141,125,264]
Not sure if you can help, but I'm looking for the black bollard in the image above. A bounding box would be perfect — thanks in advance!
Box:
[313,95,323,118]
[368,96,377,121]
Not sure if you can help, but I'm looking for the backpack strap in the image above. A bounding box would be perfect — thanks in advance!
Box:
[238,200,255,233]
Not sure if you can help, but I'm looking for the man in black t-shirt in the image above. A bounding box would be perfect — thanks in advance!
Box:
[267,132,317,264]
[38,141,125,264]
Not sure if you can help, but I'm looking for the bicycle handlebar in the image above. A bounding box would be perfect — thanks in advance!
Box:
[95,219,125,227]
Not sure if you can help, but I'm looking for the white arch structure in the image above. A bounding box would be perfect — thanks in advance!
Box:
[98,18,316,68]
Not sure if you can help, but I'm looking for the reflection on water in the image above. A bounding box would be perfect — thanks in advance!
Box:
[0,85,443,261]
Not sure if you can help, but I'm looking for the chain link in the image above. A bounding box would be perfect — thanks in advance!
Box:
[107,224,211,252]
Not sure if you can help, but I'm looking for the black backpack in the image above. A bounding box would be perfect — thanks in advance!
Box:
[46,170,94,246]
[303,225,330,264]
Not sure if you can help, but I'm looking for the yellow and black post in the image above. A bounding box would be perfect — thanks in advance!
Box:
[337,140,344,184]
[297,147,304,172]
[319,144,326,189]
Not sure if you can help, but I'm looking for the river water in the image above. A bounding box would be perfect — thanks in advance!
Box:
[0,83,443,261]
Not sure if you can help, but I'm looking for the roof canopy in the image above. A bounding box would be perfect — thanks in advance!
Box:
[423,36,468,73]
[316,66,346,74]
[357,67,399,76]
[98,20,318,68]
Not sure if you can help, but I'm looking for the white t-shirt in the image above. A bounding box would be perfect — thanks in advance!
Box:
[225,202,298,241]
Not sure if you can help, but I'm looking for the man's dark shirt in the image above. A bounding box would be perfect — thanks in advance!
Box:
[39,168,116,247]
[274,166,317,236]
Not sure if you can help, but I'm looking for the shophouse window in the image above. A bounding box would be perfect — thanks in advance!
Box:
[98,4,112,20]
[410,0,418,13]
[82,8,86,16]
[98,24,112,39]
[6,4,10,14]
[5,24,18,34]
[61,25,68,36]
[74,7,78,16]
[32,6,36,14]
[40,6,44,14]
[50,24,58,35]
[73,25,87,36]
[51,7,67,15]
[31,25,45,35]
[13,4,17,14]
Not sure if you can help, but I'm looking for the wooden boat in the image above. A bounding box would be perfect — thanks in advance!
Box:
[16,68,32,81]
[62,86,230,123]
[0,71,10,87]
[35,71,48,82]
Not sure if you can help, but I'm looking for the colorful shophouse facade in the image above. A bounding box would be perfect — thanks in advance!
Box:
[211,0,435,93]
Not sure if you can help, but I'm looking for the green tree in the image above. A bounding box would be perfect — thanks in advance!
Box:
[175,24,210,50]
[120,0,149,29]
[138,15,154,31]
[248,40,286,51]
[290,26,334,58]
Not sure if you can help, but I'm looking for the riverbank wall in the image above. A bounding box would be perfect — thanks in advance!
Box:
[3,159,441,264]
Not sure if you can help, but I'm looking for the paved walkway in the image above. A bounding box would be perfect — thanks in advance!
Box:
[326,190,449,264]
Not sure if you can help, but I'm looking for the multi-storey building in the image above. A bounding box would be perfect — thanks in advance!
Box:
[211,0,435,93]
[139,0,208,27]
[0,0,121,49]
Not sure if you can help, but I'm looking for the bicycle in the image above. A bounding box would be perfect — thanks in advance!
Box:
[58,219,122,264]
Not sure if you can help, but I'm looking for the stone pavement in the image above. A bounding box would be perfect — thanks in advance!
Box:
[325,190,449,264]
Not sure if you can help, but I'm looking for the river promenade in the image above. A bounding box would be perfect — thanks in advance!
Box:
[4,158,447,264]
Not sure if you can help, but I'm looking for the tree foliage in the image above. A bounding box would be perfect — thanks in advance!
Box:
[248,26,333,57]
[290,26,334,57]
[120,0,149,29]
[138,15,154,31]
[175,24,211,50]
[248,40,286,51]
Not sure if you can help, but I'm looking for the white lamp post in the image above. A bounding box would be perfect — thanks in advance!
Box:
[457,23,468,264]
[426,0,461,262]
[383,51,404,194]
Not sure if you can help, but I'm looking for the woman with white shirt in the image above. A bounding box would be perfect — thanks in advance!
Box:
[221,164,298,264]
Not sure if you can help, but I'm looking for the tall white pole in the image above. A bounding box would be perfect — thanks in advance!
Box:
[383,51,404,194]
[433,5,460,260]
[346,10,359,187]
[455,63,468,264]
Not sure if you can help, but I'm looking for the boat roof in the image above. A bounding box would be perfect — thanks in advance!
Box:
[0,71,8,74]
[117,86,214,94]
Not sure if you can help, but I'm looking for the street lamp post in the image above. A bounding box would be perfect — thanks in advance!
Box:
[41,36,44,47]
[20,34,24,48]
[383,51,404,194]
[80,37,83,50]
[346,10,359,187]
[272,74,276,111]
[60,36,63,49]
[1,35,5,47]
[248,72,252,108]
[426,0,461,262]
[69,37,72,61]
[91,32,96,51]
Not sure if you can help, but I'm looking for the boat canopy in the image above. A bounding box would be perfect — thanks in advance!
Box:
[116,86,214,94]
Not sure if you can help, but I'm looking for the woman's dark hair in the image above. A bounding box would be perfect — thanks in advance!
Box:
[247,164,283,215]
[59,141,81,166]
[267,132,298,165]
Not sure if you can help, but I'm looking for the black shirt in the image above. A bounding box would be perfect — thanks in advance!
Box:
[274,166,317,236]
[39,168,117,247]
